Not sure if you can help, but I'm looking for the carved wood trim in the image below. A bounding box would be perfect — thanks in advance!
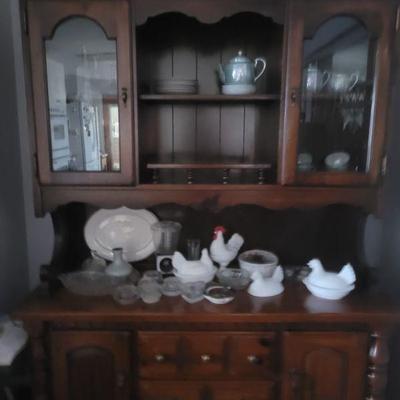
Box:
[134,0,286,26]
[367,329,391,400]
[25,321,49,400]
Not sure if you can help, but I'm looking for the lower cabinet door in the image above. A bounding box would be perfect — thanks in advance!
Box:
[281,332,368,400]
[139,380,276,400]
[50,331,131,400]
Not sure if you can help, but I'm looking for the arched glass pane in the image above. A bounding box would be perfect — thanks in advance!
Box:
[45,17,120,172]
[298,16,375,174]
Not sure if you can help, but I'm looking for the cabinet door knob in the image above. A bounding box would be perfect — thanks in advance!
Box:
[154,354,165,362]
[201,354,211,363]
[290,88,299,104]
[121,87,128,106]
[247,355,260,364]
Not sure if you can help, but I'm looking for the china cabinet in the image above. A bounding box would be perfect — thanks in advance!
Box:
[23,0,396,213]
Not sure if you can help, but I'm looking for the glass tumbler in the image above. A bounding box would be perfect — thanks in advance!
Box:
[186,238,201,260]
[138,280,161,304]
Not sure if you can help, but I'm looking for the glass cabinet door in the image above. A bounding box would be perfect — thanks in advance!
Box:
[281,0,393,185]
[28,1,133,185]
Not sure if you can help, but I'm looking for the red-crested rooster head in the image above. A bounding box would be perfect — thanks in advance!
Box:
[213,225,226,239]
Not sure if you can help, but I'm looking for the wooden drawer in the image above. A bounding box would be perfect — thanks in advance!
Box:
[138,332,229,378]
[138,331,276,379]
[229,333,277,378]
[139,380,276,400]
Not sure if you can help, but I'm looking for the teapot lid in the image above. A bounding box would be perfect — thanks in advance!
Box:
[230,50,251,64]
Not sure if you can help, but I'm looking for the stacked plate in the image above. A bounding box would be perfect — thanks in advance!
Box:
[154,79,198,94]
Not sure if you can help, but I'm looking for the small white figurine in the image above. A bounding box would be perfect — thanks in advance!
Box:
[307,259,356,289]
[248,266,284,297]
[303,259,356,300]
[210,226,244,268]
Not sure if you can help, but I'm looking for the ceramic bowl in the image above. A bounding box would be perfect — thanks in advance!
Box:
[217,268,251,290]
[324,151,350,171]
[238,250,279,277]
[303,278,354,300]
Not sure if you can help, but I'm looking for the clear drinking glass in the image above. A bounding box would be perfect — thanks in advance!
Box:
[138,280,162,304]
[151,221,182,255]
[186,238,201,260]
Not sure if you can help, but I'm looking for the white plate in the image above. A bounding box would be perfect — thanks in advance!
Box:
[84,207,158,262]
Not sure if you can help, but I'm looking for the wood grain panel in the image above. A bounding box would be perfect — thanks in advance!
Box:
[220,105,245,161]
[282,331,368,400]
[196,105,221,161]
[173,44,197,80]
[139,380,276,400]
[196,31,220,94]
[173,105,197,160]
[51,331,130,400]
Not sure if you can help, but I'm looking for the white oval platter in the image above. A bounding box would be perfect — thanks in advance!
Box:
[84,207,158,262]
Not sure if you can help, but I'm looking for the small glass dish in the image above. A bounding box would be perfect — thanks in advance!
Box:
[112,284,139,305]
[204,285,235,304]
[161,277,181,297]
[59,271,120,296]
[142,270,163,284]
[180,281,205,303]
[217,268,251,290]
[138,280,162,304]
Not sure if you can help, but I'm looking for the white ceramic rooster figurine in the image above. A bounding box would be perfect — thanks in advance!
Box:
[172,248,215,275]
[307,258,356,289]
[248,266,284,297]
[210,226,244,269]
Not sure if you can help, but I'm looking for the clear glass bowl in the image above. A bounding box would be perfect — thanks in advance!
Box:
[59,271,120,296]
[161,277,181,297]
[217,268,251,290]
[180,281,205,303]
[112,284,139,305]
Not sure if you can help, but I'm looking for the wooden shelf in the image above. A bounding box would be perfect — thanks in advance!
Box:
[147,163,272,170]
[139,94,281,102]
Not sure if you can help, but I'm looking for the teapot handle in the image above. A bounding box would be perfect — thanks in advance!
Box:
[348,73,359,91]
[254,57,267,82]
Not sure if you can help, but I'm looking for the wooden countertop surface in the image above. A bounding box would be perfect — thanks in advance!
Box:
[14,281,400,325]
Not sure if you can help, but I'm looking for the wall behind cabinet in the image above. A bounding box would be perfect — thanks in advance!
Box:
[0,0,53,295]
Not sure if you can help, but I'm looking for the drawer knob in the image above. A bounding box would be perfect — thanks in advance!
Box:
[154,354,165,362]
[247,355,260,364]
[201,354,211,363]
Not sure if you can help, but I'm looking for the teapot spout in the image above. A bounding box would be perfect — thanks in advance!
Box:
[217,64,225,84]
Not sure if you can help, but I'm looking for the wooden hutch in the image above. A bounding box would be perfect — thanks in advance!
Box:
[15,0,400,399]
